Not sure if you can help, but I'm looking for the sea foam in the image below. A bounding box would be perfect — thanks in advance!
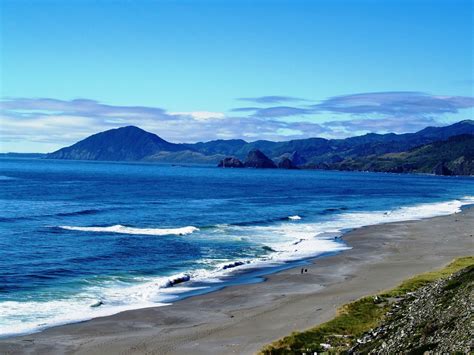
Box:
[3,196,473,338]
[59,224,199,236]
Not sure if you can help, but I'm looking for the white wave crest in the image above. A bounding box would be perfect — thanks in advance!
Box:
[5,196,473,337]
[288,215,302,220]
[59,225,199,236]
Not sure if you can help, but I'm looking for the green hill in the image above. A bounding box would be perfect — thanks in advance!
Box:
[323,134,474,175]
[45,120,474,175]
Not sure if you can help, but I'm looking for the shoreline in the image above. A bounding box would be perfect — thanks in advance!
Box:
[1,207,473,354]
[5,197,472,338]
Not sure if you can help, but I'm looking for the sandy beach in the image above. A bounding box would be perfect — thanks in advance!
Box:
[1,207,473,355]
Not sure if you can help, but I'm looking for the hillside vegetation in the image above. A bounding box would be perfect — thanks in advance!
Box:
[46,120,474,175]
[260,256,474,354]
[322,134,474,175]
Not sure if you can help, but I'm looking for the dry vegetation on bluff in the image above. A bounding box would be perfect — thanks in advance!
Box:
[261,256,474,354]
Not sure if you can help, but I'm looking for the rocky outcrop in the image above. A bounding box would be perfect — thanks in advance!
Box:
[217,157,244,168]
[218,151,283,169]
[432,162,453,176]
[449,156,474,175]
[277,157,298,169]
[289,151,307,166]
[244,150,277,168]
[277,151,307,167]
[352,266,473,354]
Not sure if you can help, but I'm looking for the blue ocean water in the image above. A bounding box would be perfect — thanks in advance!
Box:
[1,158,473,336]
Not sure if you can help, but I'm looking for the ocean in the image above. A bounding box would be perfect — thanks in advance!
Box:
[1,157,473,337]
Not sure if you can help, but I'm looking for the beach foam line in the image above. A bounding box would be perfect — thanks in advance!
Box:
[5,196,473,338]
[59,224,199,236]
[335,195,474,229]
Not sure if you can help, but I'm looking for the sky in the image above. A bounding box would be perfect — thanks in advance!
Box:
[0,0,473,152]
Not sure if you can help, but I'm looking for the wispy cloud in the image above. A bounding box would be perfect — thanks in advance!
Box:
[237,95,308,104]
[0,97,331,151]
[230,91,474,131]
[0,98,174,120]
[230,107,260,112]
[231,106,313,118]
[169,111,225,121]
[1,91,473,152]
[308,91,474,134]
[233,92,474,119]
[324,116,440,134]
[311,91,474,116]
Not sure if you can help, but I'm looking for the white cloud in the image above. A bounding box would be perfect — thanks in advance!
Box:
[0,97,329,152]
[169,111,225,121]
[1,92,471,153]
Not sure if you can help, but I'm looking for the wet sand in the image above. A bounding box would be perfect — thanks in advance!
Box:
[1,207,473,355]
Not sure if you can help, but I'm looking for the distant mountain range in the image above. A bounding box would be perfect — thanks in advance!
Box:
[45,120,474,175]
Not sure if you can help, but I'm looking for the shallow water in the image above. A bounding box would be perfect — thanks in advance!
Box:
[1,157,473,336]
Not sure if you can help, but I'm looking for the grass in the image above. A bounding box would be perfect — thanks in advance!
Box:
[260,256,474,354]
[260,297,389,354]
[381,256,474,297]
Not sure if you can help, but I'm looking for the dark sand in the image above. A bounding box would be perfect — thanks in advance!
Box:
[1,208,473,355]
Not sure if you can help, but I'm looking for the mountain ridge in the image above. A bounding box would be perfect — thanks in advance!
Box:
[46,120,474,175]
[48,126,184,161]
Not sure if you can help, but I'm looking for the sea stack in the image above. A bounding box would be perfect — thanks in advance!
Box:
[217,157,244,168]
[244,149,277,168]
[277,157,298,169]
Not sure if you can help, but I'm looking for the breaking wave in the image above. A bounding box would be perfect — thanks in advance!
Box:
[59,225,199,236]
[3,196,474,337]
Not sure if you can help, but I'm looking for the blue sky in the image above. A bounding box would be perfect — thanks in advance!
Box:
[1,0,473,152]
